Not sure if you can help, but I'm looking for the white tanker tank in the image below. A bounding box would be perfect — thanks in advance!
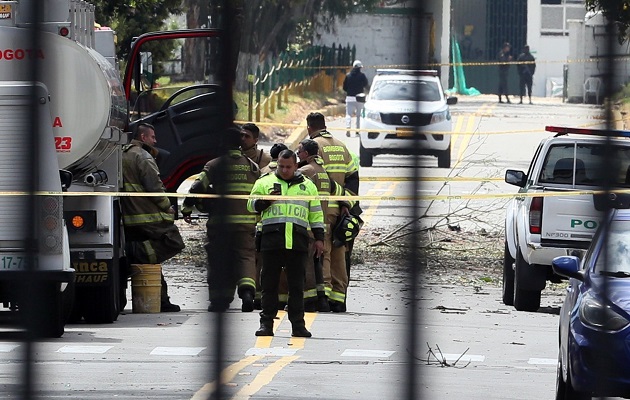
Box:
[0,28,127,179]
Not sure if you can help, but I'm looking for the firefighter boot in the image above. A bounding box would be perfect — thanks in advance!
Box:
[160,274,181,312]
[291,325,312,338]
[241,288,255,312]
[317,295,331,312]
[255,322,274,337]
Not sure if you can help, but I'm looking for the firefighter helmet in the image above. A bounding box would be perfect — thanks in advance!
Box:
[333,214,364,247]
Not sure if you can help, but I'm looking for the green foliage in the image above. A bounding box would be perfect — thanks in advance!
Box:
[586,0,630,42]
[91,0,182,60]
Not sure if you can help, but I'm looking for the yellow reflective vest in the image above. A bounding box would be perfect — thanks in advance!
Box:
[248,171,325,252]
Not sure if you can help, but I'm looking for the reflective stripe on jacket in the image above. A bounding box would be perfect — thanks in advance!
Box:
[121,142,173,226]
[247,171,325,252]
[183,149,260,228]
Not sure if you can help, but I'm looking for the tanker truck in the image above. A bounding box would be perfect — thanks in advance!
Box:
[0,0,228,337]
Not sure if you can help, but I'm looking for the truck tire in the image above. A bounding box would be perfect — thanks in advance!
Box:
[359,142,373,167]
[514,249,541,312]
[502,241,515,306]
[28,282,66,338]
[437,146,451,168]
[82,264,120,324]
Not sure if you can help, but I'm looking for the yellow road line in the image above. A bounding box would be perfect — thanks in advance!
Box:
[231,356,300,399]
[191,310,289,399]
[360,181,399,226]
[190,356,264,400]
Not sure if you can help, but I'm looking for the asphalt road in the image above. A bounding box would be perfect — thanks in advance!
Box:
[0,95,612,399]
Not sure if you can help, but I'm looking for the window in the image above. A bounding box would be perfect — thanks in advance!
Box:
[538,143,630,186]
[370,80,441,102]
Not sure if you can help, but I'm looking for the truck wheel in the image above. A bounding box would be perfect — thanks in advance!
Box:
[437,146,451,168]
[514,249,541,312]
[502,241,515,306]
[83,265,120,324]
[359,142,373,167]
[28,282,66,338]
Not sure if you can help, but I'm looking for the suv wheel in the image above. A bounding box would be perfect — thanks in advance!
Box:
[359,142,373,167]
[514,249,542,311]
[502,241,515,306]
[437,146,451,168]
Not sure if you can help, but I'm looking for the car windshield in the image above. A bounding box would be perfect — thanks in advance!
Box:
[370,79,441,102]
[595,220,630,274]
[538,143,630,186]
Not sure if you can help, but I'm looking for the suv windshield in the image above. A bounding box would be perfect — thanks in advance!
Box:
[538,143,630,186]
[370,79,441,102]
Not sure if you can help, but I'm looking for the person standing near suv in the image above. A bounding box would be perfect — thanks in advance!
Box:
[497,42,513,104]
[343,60,369,137]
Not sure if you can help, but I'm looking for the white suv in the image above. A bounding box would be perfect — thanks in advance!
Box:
[358,69,457,168]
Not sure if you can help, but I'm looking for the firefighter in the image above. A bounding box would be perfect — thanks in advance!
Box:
[121,123,185,312]
[181,127,260,312]
[297,138,352,312]
[305,112,359,313]
[248,150,325,337]
[241,123,271,170]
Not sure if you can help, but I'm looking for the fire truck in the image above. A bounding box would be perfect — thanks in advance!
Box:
[0,0,229,336]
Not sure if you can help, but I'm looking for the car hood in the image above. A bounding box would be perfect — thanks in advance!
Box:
[364,100,446,114]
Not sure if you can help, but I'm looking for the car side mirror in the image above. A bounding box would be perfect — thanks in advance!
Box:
[446,96,458,105]
[505,169,527,187]
[551,256,584,281]
[59,169,73,192]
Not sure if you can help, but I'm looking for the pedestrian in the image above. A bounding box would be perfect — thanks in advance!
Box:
[121,123,184,312]
[342,60,369,137]
[306,112,359,312]
[497,42,513,104]
[248,149,325,337]
[241,123,271,169]
[297,138,351,312]
[517,45,536,105]
[181,127,261,312]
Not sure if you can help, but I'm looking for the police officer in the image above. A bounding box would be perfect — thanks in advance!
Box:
[306,112,359,312]
[248,150,325,337]
[121,123,184,312]
[182,127,260,312]
[241,123,271,170]
[254,142,288,309]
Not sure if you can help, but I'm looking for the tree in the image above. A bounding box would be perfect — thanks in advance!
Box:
[91,0,183,61]
[197,0,382,90]
[586,0,630,42]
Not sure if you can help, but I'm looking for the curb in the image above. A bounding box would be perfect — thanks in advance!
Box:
[284,104,346,150]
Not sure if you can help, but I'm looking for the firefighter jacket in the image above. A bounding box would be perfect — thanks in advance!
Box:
[121,141,173,227]
[182,149,260,230]
[298,155,352,226]
[243,145,272,170]
[247,171,325,252]
[308,129,359,195]
[260,160,277,175]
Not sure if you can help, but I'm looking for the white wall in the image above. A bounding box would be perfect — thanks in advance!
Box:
[314,8,448,89]
[567,15,630,102]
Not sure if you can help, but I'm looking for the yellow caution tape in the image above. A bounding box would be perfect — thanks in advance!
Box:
[2,188,624,202]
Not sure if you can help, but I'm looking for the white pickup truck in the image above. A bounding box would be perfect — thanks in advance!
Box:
[503,126,630,311]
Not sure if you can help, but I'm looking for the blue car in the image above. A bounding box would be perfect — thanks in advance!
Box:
[552,208,630,399]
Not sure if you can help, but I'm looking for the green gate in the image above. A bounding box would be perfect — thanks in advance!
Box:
[450,0,528,96]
